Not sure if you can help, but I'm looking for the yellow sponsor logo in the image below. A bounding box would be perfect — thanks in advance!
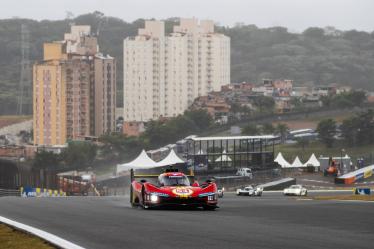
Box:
[364,170,372,179]
[172,187,193,197]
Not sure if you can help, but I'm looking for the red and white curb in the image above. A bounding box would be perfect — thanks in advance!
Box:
[0,216,85,249]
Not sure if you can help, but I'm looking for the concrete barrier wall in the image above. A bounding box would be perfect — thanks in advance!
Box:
[258,177,296,190]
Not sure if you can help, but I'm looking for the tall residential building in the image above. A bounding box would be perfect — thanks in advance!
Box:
[93,55,116,136]
[33,26,116,146]
[123,18,230,122]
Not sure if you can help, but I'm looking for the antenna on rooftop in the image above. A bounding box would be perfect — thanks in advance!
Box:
[94,11,106,36]
[17,23,31,115]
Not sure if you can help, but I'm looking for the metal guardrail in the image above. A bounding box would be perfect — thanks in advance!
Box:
[0,188,20,197]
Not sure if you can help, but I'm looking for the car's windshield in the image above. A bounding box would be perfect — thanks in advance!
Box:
[159,175,190,186]
[290,185,300,189]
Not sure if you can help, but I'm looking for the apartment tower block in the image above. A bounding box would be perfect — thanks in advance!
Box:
[33,26,116,145]
[123,18,230,122]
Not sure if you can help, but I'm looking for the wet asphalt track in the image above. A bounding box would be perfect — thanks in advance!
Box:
[0,192,373,249]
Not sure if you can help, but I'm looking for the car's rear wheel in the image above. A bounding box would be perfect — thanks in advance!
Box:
[141,187,147,209]
[130,186,137,207]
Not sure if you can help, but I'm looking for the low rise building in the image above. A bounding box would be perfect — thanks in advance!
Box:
[190,93,230,123]
[123,121,145,137]
[0,145,36,160]
[274,97,292,113]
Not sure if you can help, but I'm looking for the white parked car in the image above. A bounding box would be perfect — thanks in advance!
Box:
[283,185,308,196]
[236,168,253,178]
[236,185,263,196]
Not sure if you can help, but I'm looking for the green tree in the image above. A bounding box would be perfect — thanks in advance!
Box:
[242,124,260,135]
[62,141,97,169]
[253,96,275,113]
[340,109,374,146]
[296,137,310,151]
[316,119,337,148]
[302,27,325,40]
[99,133,145,161]
[275,123,289,143]
[33,151,62,170]
[184,109,213,131]
[340,116,359,146]
[261,123,275,134]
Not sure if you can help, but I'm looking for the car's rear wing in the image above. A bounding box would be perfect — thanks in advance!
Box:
[130,168,195,182]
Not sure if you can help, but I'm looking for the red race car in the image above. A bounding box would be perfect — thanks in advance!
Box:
[130,169,218,210]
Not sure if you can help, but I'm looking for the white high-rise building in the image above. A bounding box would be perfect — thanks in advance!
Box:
[123,18,230,122]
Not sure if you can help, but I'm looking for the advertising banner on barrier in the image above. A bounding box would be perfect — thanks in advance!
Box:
[21,187,66,197]
[355,188,371,195]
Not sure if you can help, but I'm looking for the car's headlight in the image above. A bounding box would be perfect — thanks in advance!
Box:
[150,194,159,203]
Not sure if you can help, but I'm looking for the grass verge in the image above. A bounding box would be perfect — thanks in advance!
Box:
[312,195,374,201]
[0,223,55,249]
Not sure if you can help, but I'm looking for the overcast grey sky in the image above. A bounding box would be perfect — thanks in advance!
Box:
[1,0,373,32]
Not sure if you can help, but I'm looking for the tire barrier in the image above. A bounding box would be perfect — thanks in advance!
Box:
[335,165,374,184]
[20,187,66,197]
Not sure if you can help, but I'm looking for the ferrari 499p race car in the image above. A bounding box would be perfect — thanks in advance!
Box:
[130,169,218,210]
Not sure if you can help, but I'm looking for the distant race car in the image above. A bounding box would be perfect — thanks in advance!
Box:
[283,185,308,196]
[130,169,218,210]
[236,185,263,196]
[217,187,225,198]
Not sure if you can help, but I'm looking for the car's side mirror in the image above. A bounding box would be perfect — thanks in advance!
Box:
[140,179,147,183]
[205,179,212,184]
[192,181,199,187]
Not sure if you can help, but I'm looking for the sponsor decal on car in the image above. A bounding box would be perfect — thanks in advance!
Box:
[172,187,193,197]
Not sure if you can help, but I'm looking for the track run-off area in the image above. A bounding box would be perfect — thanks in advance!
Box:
[0,192,373,249]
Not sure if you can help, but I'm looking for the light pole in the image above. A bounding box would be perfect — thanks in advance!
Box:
[340,148,345,174]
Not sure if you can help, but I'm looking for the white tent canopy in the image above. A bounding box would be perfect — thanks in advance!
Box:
[215,150,232,162]
[291,156,304,168]
[274,152,283,163]
[116,150,160,173]
[303,154,320,167]
[157,150,185,167]
[197,149,205,155]
[274,152,291,168]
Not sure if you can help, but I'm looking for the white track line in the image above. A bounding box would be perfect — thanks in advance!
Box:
[0,216,85,249]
